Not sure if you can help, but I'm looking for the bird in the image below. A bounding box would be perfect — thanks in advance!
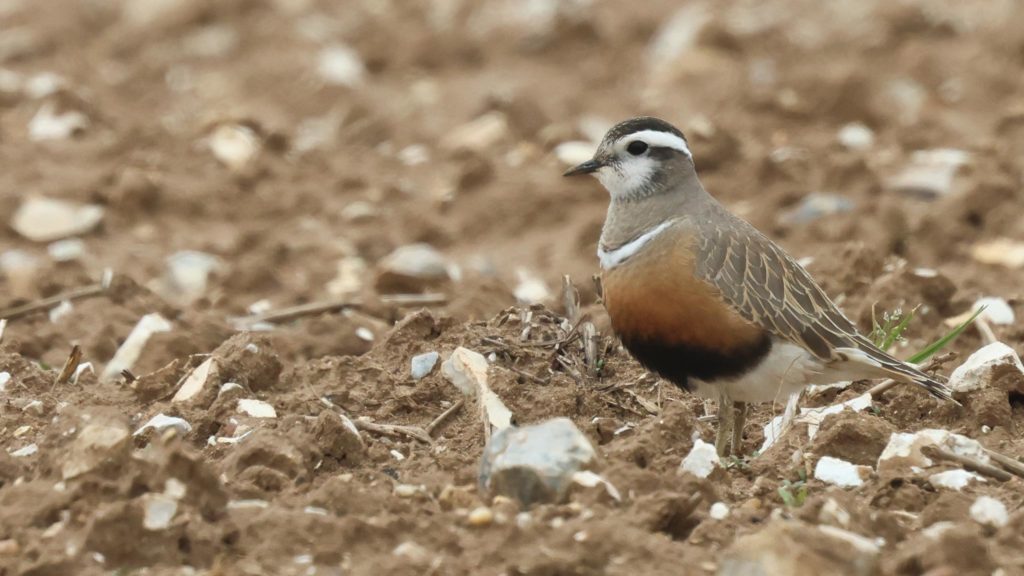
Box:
[563,116,954,456]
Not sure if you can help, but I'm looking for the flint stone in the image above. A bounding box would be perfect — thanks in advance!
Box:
[480,417,596,507]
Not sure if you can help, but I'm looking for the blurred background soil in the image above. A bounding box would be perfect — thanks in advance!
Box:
[1,0,1024,574]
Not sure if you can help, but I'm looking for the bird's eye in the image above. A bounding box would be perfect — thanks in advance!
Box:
[626,141,648,155]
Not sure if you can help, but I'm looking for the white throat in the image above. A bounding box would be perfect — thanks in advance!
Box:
[595,156,656,199]
[598,220,676,270]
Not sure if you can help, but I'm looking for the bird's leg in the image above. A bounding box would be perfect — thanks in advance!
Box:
[715,389,735,457]
[731,401,747,455]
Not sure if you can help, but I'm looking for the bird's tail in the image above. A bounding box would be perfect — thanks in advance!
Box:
[835,343,956,402]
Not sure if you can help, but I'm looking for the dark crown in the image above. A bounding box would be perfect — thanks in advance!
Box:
[603,116,688,145]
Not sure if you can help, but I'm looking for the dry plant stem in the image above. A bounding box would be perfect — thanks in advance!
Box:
[921,446,1013,482]
[234,293,447,326]
[233,299,356,325]
[0,283,107,321]
[561,275,580,323]
[984,449,1024,480]
[314,393,433,444]
[426,398,465,437]
[506,366,547,385]
[0,319,6,343]
[581,321,601,378]
[354,419,434,445]
[976,317,998,345]
[52,345,83,390]
[379,293,447,306]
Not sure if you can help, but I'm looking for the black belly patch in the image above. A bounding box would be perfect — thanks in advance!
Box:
[620,334,772,391]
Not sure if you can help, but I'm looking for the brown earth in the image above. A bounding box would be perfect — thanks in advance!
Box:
[2,0,1024,574]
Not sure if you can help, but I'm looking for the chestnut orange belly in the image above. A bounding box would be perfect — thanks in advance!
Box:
[601,229,771,390]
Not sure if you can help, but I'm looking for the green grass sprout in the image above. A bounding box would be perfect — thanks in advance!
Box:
[908,306,987,365]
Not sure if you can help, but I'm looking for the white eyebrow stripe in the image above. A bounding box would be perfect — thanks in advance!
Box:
[624,129,692,157]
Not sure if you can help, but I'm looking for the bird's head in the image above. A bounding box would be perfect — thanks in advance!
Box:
[564,116,694,201]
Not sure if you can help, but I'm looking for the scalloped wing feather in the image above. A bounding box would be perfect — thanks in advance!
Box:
[695,220,953,401]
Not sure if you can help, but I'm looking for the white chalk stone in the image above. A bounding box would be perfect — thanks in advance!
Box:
[570,470,621,502]
[172,357,216,402]
[10,443,38,457]
[237,399,277,418]
[837,122,875,151]
[554,141,596,166]
[443,348,512,432]
[513,270,551,305]
[28,102,88,141]
[441,112,509,152]
[971,238,1024,269]
[948,342,1024,394]
[709,502,730,520]
[680,439,720,479]
[317,45,365,87]
[973,297,1015,325]
[208,124,260,171]
[970,496,1008,528]
[142,494,178,530]
[134,414,192,436]
[101,313,173,381]
[11,196,104,243]
[928,469,985,491]
[47,238,85,262]
[814,456,870,488]
[878,429,989,473]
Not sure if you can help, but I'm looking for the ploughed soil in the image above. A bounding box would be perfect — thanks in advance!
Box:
[2,0,1024,574]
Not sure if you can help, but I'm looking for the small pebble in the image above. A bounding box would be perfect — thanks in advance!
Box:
[411,352,440,380]
[22,400,44,416]
[133,413,192,436]
[467,506,494,527]
[394,484,420,498]
[142,494,178,530]
[709,502,730,520]
[837,122,875,151]
[740,498,762,511]
[10,443,38,457]
[0,539,19,557]
[47,238,85,262]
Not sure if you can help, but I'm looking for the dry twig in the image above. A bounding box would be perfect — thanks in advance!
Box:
[354,419,434,445]
[506,366,547,385]
[0,282,108,322]
[581,321,601,378]
[379,293,447,306]
[233,299,356,325]
[232,293,447,326]
[921,446,1013,482]
[975,317,998,345]
[426,398,465,437]
[0,318,7,343]
[984,449,1024,480]
[562,275,580,324]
